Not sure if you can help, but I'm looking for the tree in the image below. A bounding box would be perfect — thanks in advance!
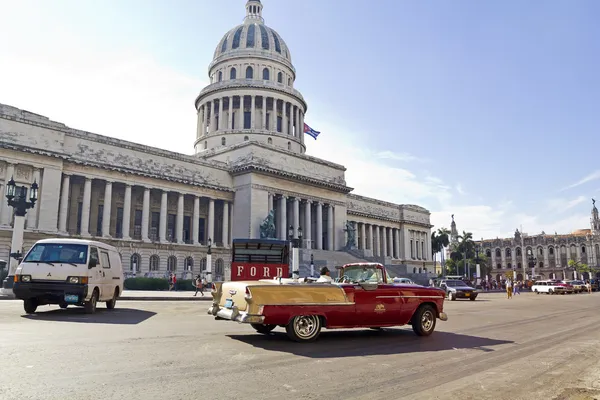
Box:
[432,227,451,276]
[568,259,590,278]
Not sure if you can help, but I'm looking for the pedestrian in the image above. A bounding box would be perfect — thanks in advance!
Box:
[194,274,204,297]
[506,279,513,299]
[168,273,174,291]
[172,273,177,291]
[514,280,520,295]
[586,280,592,294]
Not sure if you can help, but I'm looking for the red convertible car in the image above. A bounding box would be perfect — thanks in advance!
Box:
[208,262,448,342]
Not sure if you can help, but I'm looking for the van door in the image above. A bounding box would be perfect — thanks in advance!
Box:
[98,249,113,301]
[109,251,123,295]
[88,246,104,300]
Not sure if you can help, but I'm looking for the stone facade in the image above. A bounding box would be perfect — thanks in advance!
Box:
[0,1,433,279]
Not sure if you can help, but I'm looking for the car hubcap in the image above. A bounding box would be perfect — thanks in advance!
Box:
[294,315,319,339]
[421,310,434,331]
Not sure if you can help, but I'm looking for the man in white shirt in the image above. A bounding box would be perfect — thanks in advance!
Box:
[316,267,333,283]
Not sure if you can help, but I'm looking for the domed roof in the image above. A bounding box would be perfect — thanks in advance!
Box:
[213,1,292,65]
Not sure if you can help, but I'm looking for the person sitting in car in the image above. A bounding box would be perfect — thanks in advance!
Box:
[316,267,333,283]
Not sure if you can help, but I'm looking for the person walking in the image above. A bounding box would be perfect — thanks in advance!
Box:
[514,280,521,295]
[194,274,204,297]
[506,279,513,299]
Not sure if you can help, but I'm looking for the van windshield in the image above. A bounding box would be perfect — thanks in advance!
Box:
[24,243,89,265]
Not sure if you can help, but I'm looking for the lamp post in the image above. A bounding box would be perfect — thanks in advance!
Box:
[310,253,314,278]
[288,225,302,280]
[206,237,212,283]
[475,242,481,285]
[2,177,38,295]
[527,248,537,280]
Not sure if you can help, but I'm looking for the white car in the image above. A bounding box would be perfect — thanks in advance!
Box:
[531,280,567,295]
[393,277,417,285]
[13,238,123,314]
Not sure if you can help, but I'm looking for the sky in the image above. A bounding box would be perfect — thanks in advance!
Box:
[1,0,599,240]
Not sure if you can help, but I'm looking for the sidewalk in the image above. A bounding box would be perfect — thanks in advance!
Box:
[119,290,212,301]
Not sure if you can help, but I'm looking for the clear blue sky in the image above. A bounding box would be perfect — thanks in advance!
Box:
[1,0,599,238]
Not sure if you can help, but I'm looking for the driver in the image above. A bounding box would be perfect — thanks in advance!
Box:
[316,267,333,283]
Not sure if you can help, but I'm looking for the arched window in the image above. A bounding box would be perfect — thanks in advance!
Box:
[230,67,237,80]
[149,255,160,271]
[267,137,272,144]
[517,263,522,269]
[218,71,223,82]
[262,67,269,80]
[582,246,586,253]
[496,263,501,269]
[505,248,511,257]
[538,247,544,256]
[287,141,291,150]
[516,247,522,257]
[215,258,225,281]
[244,136,249,141]
[412,267,416,273]
[221,137,226,146]
[549,247,554,255]
[184,257,194,272]
[507,263,512,269]
[130,253,141,272]
[167,256,177,272]
[277,72,283,83]
[485,249,491,257]
[539,261,544,269]
[495,249,501,258]
[200,257,207,272]
[245,66,253,79]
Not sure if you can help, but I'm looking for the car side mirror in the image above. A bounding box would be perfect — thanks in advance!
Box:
[88,258,97,269]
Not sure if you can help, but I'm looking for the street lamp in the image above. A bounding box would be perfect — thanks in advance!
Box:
[288,225,302,280]
[205,237,213,283]
[2,177,38,294]
[310,253,314,278]
[475,242,481,284]
[527,248,537,280]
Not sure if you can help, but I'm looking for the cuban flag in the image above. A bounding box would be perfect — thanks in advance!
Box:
[304,123,320,140]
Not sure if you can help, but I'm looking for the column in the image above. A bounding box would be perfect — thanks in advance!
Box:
[176,193,184,244]
[395,229,401,259]
[159,190,168,242]
[288,105,294,136]
[315,202,323,250]
[238,96,244,129]
[222,201,229,247]
[0,163,15,226]
[360,223,366,250]
[207,198,215,244]
[210,101,217,132]
[250,95,256,129]
[295,107,301,138]
[267,193,274,212]
[228,97,233,129]
[278,196,287,240]
[388,228,394,259]
[374,225,380,256]
[284,102,289,135]
[192,196,200,245]
[327,204,334,250]
[270,99,276,133]
[102,180,112,237]
[368,224,374,253]
[26,168,41,229]
[141,188,150,242]
[381,227,387,257]
[292,197,300,238]
[122,184,132,239]
[80,178,92,237]
[218,98,224,130]
[57,174,71,233]
[262,96,267,130]
[299,110,305,145]
[196,108,202,139]
[304,200,312,249]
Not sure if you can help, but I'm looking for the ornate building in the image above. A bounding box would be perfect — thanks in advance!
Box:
[0,0,433,280]
[476,200,600,281]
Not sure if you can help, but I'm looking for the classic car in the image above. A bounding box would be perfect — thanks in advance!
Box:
[531,280,568,294]
[208,262,448,342]
[438,279,478,301]
[563,280,585,293]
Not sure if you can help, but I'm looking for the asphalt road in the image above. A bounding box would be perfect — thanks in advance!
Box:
[1,292,600,400]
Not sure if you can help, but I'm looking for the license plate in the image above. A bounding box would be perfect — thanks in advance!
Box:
[225,298,233,309]
[64,294,79,303]
[465,293,470,297]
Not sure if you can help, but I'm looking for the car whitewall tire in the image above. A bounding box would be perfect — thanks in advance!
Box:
[286,315,322,342]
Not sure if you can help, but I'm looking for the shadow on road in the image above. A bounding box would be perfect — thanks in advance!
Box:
[227,329,513,358]
[21,307,155,325]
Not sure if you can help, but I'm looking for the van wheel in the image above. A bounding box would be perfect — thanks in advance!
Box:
[286,315,322,342]
[85,289,98,314]
[59,303,68,309]
[24,299,38,314]
[106,288,118,310]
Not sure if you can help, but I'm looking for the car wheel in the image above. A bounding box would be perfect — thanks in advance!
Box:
[106,288,118,310]
[548,289,553,295]
[535,289,539,295]
[286,315,322,342]
[59,302,68,309]
[412,304,437,337]
[469,296,476,301]
[251,323,276,334]
[24,299,38,314]
[84,289,98,314]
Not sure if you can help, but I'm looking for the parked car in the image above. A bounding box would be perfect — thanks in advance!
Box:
[551,280,574,294]
[438,279,478,301]
[13,238,123,314]
[563,280,585,293]
[392,277,417,285]
[208,262,448,342]
[531,280,568,295]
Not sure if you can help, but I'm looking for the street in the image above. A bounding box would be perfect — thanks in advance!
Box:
[1,292,600,400]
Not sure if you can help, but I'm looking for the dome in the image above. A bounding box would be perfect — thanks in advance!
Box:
[212,1,292,67]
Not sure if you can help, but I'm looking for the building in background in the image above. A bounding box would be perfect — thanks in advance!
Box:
[0,1,434,280]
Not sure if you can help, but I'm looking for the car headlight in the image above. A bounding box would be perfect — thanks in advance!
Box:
[67,276,88,284]
[20,275,31,282]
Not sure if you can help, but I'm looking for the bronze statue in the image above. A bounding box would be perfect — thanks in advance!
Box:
[259,210,276,239]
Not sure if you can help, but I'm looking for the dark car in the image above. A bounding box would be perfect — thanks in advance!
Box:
[439,279,478,301]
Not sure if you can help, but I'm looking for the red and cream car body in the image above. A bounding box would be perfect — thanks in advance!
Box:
[208,262,448,342]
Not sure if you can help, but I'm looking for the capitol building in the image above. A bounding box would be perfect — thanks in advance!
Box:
[0,0,434,281]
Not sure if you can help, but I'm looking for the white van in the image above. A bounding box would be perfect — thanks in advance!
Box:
[13,238,123,314]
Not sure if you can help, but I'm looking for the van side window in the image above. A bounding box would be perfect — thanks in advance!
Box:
[100,251,111,269]
[90,247,99,266]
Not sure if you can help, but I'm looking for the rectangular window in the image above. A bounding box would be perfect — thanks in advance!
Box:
[422,242,425,260]
[416,241,420,259]
[183,216,191,244]
[116,207,123,238]
[198,218,206,243]
[167,214,176,242]
[134,209,142,239]
[100,251,111,269]
[150,212,160,241]
[96,204,104,236]
[76,202,83,234]
[244,111,251,129]
[410,240,414,258]
[277,116,282,132]
[231,112,235,129]
[265,113,270,130]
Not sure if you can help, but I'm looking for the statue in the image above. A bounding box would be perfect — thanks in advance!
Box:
[451,214,454,222]
[259,210,276,239]
[593,198,596,206]
[344,221,357,249]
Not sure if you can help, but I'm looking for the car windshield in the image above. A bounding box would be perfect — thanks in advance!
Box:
[445,280,468,287]
[340,265,384,283]
[23,243,89,265]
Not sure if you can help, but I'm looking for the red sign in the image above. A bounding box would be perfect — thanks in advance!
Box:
[231,263,289,281]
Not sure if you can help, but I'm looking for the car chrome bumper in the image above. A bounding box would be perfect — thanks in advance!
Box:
[207,305,265,324]
[438,312,448,321]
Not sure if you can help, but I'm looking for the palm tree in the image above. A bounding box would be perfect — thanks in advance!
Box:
[436,228,451,276]
[456,231,475,276]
